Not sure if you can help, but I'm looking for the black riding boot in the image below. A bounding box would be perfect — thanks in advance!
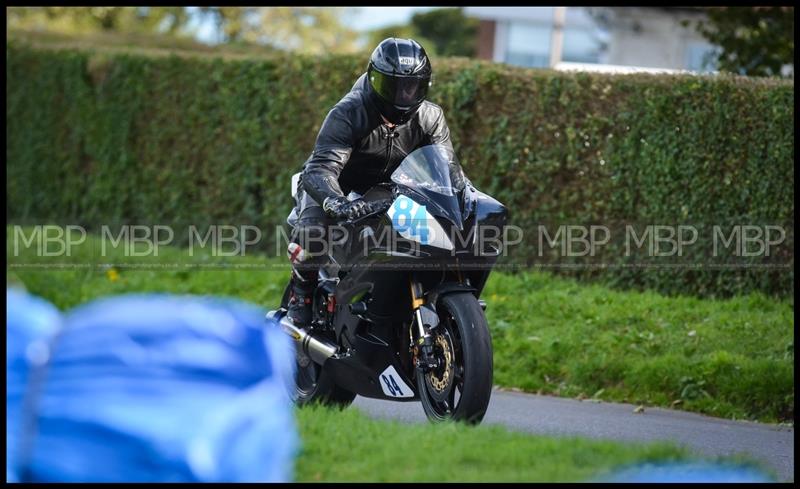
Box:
[287,272,316,327]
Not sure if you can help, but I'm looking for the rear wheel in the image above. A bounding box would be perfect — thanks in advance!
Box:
[416,292,493,424]
[279,282,356,408]
[293,357,356,408]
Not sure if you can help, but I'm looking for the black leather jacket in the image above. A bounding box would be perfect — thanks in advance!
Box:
[301,73,467,206]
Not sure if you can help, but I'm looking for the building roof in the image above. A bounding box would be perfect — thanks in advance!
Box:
[464,6,706,25]
[463,7,596,28]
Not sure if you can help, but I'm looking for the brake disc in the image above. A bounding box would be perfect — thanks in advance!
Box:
[426,332,454,401]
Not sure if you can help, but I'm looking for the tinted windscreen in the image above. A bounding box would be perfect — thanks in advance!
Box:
[391,144,458,196]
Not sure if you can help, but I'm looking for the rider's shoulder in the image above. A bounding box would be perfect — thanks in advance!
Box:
[325,93,361,123]
[420,100,444,114]
[332,73,370,113]
[416,100,446,130]
[324,77,373,133]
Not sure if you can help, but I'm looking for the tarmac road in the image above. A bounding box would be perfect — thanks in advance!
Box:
[352,388,794,481]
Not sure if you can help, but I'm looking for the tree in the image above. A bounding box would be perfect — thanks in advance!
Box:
[366,8,478,58]
[367,24,437,56]
[688,6,794,77]
[409,8,478,57]
[8,7,359,55]
[196,7,258,43]
[198,7,360,54]
[7,7,189,35]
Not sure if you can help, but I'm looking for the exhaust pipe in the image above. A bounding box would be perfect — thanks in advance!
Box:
[267,310,339,365]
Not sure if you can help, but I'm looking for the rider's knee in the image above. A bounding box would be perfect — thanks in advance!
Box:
[292,224,328,256]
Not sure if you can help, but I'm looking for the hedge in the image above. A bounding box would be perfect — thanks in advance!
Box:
[6,43,794,297]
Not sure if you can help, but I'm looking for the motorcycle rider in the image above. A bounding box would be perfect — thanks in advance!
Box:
[286,37,470,327]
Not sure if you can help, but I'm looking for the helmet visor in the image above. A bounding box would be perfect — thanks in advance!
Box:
[370,69,430,108]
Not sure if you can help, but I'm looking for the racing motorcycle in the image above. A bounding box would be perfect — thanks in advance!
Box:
[267,144,508,424]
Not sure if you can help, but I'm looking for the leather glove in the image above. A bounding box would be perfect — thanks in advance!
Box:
[322,196,372,221]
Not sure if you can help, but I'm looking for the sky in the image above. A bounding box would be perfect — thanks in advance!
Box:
[188,7,440,44]
[343,6,439,31]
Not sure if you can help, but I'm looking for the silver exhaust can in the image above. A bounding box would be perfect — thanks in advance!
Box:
[267,310,338,365]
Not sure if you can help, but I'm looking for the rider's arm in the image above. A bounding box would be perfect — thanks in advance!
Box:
[424,103,454,151]
[301,106,354,206]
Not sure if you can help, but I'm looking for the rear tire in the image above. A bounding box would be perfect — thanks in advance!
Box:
[294,363,356,409]
[417,292,493,424]
[279,282,356,409]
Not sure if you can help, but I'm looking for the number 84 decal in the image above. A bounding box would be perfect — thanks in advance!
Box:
[378,365,413,398]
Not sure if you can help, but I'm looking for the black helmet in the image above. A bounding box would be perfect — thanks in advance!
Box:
[367,38,432,125]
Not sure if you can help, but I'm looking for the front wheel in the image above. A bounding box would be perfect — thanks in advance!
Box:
[416,292,493,424]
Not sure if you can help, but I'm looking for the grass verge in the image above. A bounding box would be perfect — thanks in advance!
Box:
[294,404,699,482]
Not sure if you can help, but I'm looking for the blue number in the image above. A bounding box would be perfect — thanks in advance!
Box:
[411,205,429,244]
[393,197,414,232]
[392,197,430,244]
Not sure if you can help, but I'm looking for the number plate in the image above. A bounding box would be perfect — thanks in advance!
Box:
[378,365,414,398]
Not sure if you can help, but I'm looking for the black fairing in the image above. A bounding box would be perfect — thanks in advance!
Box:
[290,139,508,401]
[462,186,509,294]
[323,267,418,400]
[311,182,506,401]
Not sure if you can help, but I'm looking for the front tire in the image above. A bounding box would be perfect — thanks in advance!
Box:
[417,292,493,424]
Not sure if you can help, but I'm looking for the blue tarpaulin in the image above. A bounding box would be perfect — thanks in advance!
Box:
[599,461,774,483]
[6,289,298,482]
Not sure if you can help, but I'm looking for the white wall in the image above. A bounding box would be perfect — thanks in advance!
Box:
[464,7,596,28]
[466,7,717,72]
[601,7,715,71]
[467,7,604,67]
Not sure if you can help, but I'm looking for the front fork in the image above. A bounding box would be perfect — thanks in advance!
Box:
[409,278,440,371]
